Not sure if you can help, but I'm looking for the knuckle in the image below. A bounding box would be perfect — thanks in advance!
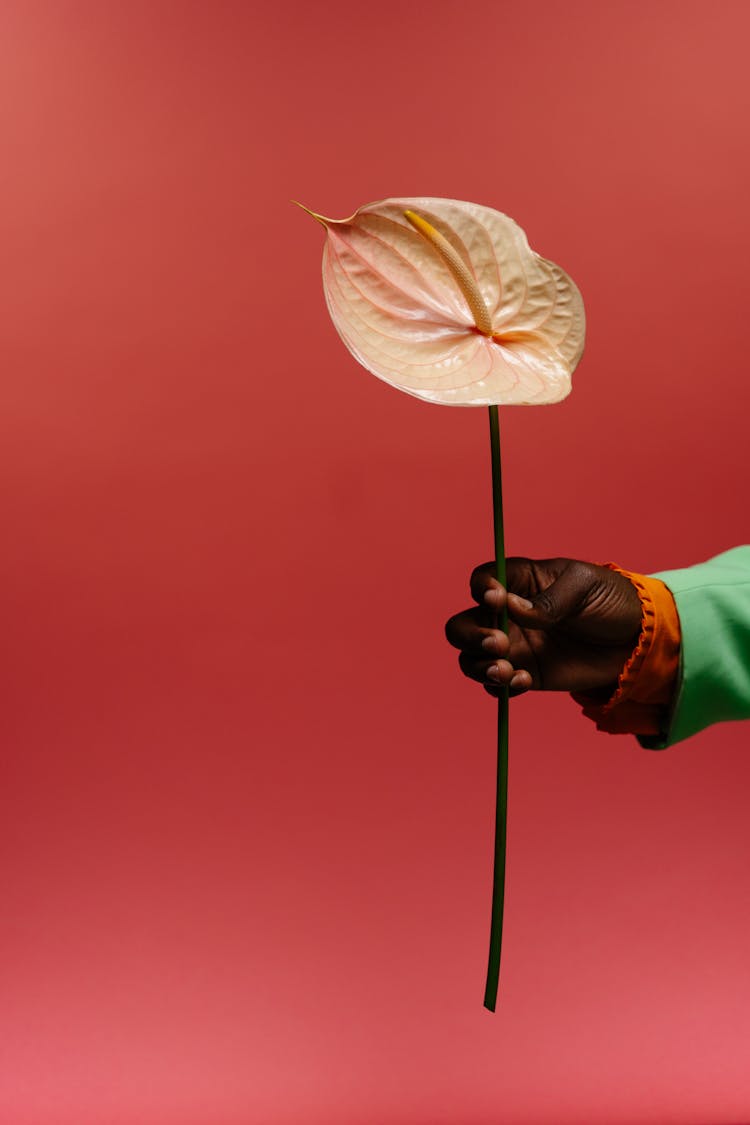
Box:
[568,559,594,585]
[534,590,560,622]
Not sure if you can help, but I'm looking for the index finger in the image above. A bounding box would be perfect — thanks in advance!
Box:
[471,557,551,609]
[470,561,504,607]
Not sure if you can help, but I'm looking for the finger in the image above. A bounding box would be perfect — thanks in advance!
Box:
[504,560,593,630]
[484,587,535,616]
[483,670,530,697]
[503,594,537,626]
[511,669,533,692]
[480,631,511,658]
[445,608,483,651]
[483,669,533,698]
[485,659,515,685]
[469,562,503,607]
[458,653,514,685]
[472,558,541,612]
[445,610,510,656]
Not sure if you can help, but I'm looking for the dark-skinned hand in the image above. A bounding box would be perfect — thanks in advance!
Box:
[445,557,642,699]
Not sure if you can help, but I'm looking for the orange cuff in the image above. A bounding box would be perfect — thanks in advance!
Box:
[572,565,681,736]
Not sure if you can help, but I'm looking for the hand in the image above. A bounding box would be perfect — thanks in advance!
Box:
[444,557,642,698]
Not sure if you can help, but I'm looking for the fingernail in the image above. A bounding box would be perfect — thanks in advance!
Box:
[486,664,501,681]
[481,635,497,653]
[512,595,533,610]
[510,672,526,689]
[483,589,502,606]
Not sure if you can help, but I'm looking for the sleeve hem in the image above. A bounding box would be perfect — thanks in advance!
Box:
[572,564,681,740]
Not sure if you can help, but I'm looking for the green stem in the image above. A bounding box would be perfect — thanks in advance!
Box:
[484,404,508,1012]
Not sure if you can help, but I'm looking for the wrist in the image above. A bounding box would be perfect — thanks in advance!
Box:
[573,565,681,736]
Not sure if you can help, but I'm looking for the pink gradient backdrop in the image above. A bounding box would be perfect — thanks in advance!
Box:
[1,2,749,1122]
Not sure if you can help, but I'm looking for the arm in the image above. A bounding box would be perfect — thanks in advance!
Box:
[645,546,750,747]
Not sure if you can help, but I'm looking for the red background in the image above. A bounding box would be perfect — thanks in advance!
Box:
[2,3,749,1123]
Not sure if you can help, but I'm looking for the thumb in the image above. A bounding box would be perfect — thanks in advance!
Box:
[504,562,593,631]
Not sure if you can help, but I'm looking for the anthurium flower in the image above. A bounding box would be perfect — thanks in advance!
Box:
[295,196,585,406]
[298,195,586,1013]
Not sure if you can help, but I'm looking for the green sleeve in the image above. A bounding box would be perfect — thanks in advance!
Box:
[639,545,750,749]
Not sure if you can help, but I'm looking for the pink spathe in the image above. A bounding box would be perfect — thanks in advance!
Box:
[302,196,585,406]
